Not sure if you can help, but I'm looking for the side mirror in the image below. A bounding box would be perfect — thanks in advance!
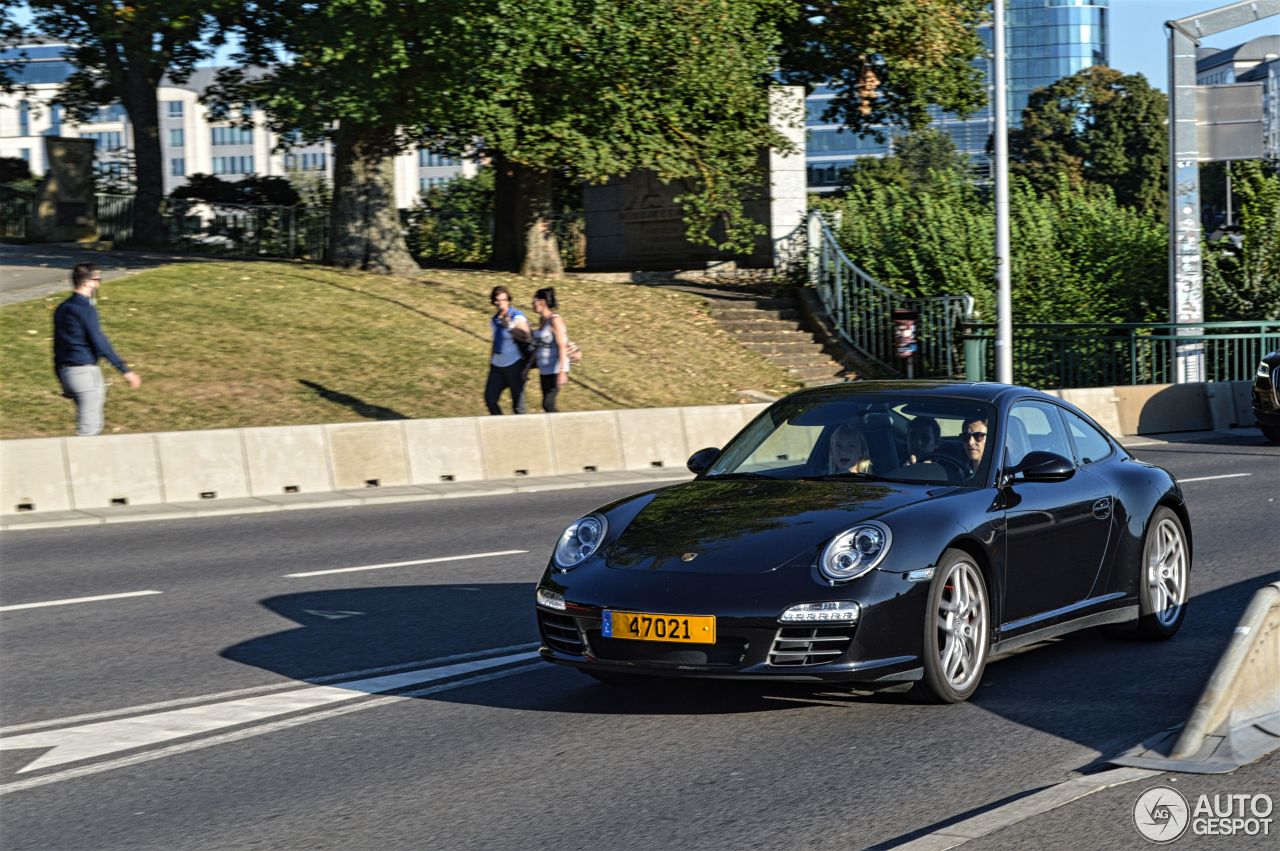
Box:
[1004,451,1075,484]
[687,447,720,476]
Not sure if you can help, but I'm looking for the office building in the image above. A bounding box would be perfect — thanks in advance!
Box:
[0,44,474,207]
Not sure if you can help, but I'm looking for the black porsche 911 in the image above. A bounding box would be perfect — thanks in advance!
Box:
[534,382,1191,703]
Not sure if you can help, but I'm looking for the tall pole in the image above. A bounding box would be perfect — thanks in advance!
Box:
[993,0,1013,384]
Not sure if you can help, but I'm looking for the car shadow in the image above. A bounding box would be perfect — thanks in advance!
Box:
[222,569,1277,727]
[220,582,911,716]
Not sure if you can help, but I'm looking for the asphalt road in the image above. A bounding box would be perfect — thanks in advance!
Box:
[1,432,1276,850]
[0,243,209,306]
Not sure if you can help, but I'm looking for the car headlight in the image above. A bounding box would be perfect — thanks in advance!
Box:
[819,522,892,582]
[1259,360,1272,379]
[553,513,608,570]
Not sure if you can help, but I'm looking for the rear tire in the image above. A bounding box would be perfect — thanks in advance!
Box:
[1134,507,1190,640]
[909,549,990,704]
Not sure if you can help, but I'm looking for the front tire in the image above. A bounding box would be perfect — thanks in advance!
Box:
[910,549,990,704]
[1261,424,1280,445]
[1134,507,1190,640]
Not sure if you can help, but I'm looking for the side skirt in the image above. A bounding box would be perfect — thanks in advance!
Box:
[992,605,1138,655]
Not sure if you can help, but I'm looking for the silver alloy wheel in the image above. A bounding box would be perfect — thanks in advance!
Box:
[1148,517,1188,628]
[935,560,988,692]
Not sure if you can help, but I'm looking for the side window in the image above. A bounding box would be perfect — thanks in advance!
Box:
[1059,407,1113,465]
[1007,402,1073,467]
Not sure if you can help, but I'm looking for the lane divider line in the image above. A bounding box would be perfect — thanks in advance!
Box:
[1179,473,1253,483]
[0,661,544,795]
[0,642,539,736]
[0,590,162,613]
[285,549,531,578]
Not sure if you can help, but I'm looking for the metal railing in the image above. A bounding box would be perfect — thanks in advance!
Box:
[963,322,1280,387]
[1,186,33,239]
[806,209,972,378]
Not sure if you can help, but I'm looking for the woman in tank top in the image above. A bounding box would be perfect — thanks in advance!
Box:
[531,287,570,412]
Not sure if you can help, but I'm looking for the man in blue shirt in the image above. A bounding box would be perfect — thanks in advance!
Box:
[52,263,142,436]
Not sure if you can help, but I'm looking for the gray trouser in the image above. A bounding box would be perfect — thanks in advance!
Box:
[58,365,106,436]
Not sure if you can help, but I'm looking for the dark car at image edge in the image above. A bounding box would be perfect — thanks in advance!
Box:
[1253,351,1280,444]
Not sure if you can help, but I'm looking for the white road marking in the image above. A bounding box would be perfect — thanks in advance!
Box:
[0,590,162,613]
[0,650,539,780]
[1121,441,1159,447]
[892,766,1159,850]
[1179,473,1252,483]
[301,609,364,620]
[0,661,543,795]
[1,643,538,736]
[285,549,530,577]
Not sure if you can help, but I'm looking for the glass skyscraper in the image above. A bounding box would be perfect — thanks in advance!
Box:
[806,0,1109,192]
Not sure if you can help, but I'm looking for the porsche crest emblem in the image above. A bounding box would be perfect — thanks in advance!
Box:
[681,552,698,562]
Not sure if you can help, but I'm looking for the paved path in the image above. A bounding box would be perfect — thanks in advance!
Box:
[0,243,205,306]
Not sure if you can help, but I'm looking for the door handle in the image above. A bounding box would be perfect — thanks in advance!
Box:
[1092,497,1112,520]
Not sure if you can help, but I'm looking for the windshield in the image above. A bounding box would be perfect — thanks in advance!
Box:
[706,392,998,487]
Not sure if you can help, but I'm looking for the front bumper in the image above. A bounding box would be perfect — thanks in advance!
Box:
[535,564,931,683]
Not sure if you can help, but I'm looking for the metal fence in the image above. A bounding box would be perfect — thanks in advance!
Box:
[0,186,33,239]
[807,209,972,378]
[963,322,1280,387]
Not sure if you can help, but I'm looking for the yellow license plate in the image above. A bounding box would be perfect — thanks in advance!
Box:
[603,610,716,644]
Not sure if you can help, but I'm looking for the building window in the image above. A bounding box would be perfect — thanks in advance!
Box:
[19,100,29,136]
[212,156,253,175]
[301,152,326,171]
[167,101,184,118]
[49,104,61,134]
[19,148,31,162]
[211,126,254,146]
[418,150,459,167]
[419,176,454,191]
[169,128,184,147]
[81,131,124,151]
[92,104,126,123]
[171,158,185,177]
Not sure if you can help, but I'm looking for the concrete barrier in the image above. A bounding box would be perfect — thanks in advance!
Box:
[65,433,163,509]
[242,424,332,495]
[156,429,250,502]
[0,381,1259,515]
[1113,582,1280,774]
[1113,383,1212,435]
[0,438,72,513]
[326,421,410,490]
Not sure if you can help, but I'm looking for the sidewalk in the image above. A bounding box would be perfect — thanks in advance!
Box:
[0,466,694,531]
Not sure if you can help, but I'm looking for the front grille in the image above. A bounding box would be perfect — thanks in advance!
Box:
[539,610,586,655]
[768,626,856,666]
[588,633,748,667]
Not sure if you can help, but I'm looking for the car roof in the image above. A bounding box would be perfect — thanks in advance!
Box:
[785,380,1051,405]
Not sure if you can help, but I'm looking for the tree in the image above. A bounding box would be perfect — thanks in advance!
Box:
[779,1,989,136]
[23,2,231,246]
[1010,66,1168,215]
[171,173,301,206]
[215,0,463,276]
[1203,161,1280,320]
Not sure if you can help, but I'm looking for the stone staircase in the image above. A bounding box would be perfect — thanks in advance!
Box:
[707,294,852,387]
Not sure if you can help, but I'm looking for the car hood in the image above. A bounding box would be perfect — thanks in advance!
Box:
[605,478,929,574]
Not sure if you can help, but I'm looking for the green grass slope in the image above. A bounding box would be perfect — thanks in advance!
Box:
[0,262,801,438]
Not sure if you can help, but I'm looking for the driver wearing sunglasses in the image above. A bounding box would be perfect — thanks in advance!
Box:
[960,415,989,478]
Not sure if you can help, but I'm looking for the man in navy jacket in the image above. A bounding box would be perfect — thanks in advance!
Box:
[52,263,142,435]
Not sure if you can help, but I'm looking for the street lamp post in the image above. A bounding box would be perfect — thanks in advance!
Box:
[993,0,1013,385]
